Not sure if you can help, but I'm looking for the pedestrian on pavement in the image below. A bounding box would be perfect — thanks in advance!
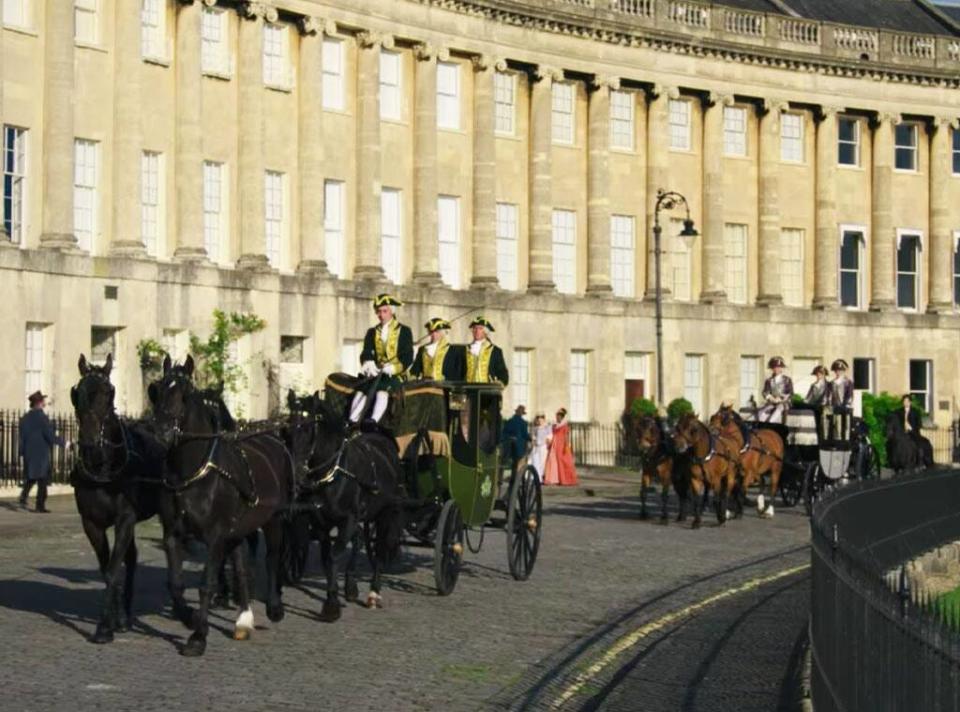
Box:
[530,414,550,482]
[543,408,578,486]
[19,391,66,513]
[501,405,531,474]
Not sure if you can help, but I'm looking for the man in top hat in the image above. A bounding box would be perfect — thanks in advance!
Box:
[828,358,854,440]
[411,318,464,381]
[349,294,414,425]
[19,391,66,513]
[758,356,793,424]
[465,316,509,385]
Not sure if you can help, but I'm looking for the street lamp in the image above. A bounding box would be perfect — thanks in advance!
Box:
[652,189,698,407]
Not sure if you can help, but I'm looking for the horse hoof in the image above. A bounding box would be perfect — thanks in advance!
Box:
[91,626,114,645]
[267,603,285,623]
[233,627,250,641]
[116,617,132,633]
[345,583,360,602]
[181,634,207,657]
[365,592,383,609]
[318,602,341,623]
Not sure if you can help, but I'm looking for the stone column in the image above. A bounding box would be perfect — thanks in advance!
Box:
[173,0,207,261]
[39,0,77,249]
[469,54,500,289]
[928,116,957,313]
[756,99,786,305]
[812,105,840,308]
[586,75,616,295]
[110,0,146,256]
[353,31,391,280]
[411,42,444,286]
[644,85,674,300]
[700,92,730,303]
[528,65,562,293]
[296,16,332,274]
[235,2,272,271]
[870,112,897,311]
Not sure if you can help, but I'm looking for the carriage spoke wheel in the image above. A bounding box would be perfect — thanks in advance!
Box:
[779,470,802,508]
[279,515,310,585]
[507,466,542,582]
[801,463,821,517]
[434,499,464,596]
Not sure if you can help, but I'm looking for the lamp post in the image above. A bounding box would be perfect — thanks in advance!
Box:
[652,189,699,407]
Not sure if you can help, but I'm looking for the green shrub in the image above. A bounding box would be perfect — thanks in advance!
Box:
[630,397,658,419]
[861,391,926,467]
[791,393,805,407]
[667,397,694,423]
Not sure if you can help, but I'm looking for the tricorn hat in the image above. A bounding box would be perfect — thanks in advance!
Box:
[811,365,827,376]
[28,390,47,406]
[768,356,786,369]
[373,293,403,309]
[469,316,495,332]
[424,317,451,333]
[831,358,849,372]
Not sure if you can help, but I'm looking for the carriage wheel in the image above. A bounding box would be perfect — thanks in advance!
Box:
[434,499,464,596]
[507,466,542,582]
[279,514,311,585]
[801,463,821,517]
[855,443,881,480]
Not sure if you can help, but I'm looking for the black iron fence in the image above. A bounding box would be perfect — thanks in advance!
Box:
[567,422,642,470]
[0,410,78,488]
[810,469,960,711]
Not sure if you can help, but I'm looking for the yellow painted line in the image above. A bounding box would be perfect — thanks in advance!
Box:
[550,563,811,709]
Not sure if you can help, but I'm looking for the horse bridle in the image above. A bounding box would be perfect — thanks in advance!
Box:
[73,375,131,484]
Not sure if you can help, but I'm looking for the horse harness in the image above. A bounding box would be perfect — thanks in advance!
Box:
[689,422,738,468]
[164,432,266,507]
[302,431,386,496]
[72,414,141,486]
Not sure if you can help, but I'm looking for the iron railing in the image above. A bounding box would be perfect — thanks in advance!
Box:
[810,470,960,711]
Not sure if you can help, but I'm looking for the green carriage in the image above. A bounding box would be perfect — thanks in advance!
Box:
[396,382,543,595]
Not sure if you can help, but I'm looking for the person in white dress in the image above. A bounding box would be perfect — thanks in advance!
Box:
[530,414,550,482]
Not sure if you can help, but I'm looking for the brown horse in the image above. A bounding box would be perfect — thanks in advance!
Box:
[633,415,675,522]
[671,412,738,528]
[709,405,784,519]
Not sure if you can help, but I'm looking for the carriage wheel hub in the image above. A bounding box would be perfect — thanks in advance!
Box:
[451,542,464,556]
[527,517,538,531]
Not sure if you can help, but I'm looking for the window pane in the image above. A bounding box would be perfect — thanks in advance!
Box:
[897,236,918,272]
[551,83,574,145]
[669,100,691,150]
[838,118,857,142]
[853,358,873,391]
[897,275,916,310]
[840,233,861,269]
[840,272,859,307]
[909,360,928,391]
[494,72,515,135]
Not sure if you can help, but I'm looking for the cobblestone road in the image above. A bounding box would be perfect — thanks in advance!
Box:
[0,473,810,712]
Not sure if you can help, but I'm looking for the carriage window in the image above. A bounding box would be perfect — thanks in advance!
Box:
[839,230,864,309]
[896,233,920,311]
[909,359,933,414]
[478,392,501,455]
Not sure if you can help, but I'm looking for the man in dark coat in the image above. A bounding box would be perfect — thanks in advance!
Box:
[464,316,509,385]
[19,391,66,513]
[501,405,531,472]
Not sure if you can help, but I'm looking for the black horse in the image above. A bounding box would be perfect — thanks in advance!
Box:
[149,355,294,657]
[70,353,173,643]
[886,412,933,476]
[289,393,404,620]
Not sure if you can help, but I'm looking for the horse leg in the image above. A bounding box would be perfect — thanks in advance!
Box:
[639,472,650,520]
[81,516,115,644]
[162,520,194,630]
[317,531,341,622]
[263,516,285,623]
[763,463,781,519]
[118,539,138,632]
[691,479,703,530]
[344,530,361,603]
[95,510,136,643]
[182,535,226,657]
[659,480,670,524]
[675,481,687,523]
[231,543,255,641]
[715,477,729,525]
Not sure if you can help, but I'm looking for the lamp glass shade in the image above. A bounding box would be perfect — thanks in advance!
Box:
[680,219,699,249]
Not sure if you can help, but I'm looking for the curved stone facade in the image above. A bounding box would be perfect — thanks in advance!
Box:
[1,0,959,423]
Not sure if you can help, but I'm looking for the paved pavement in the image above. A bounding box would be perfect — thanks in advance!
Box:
[0,469,810,712]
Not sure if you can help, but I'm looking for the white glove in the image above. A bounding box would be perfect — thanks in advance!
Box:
[361,361,377,377]
[381,363,396,376]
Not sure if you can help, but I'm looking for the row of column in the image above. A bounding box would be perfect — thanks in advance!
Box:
[27,0,960,311]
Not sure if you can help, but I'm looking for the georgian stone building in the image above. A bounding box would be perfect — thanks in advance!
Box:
[3,0,960,423]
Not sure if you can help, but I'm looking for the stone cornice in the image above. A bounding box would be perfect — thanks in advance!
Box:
[408,0,960,89]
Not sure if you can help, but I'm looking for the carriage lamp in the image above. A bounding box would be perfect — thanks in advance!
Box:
[651,189,698,408]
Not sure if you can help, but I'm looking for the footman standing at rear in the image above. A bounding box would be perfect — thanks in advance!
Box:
[465,316,509,385]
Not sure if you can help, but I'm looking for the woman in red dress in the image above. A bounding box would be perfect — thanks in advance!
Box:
[543,408,578,486]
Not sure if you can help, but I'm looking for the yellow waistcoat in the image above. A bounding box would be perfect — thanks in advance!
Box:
[422,338,450,380]
[374,319,402,371]
[466,341,493,383]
